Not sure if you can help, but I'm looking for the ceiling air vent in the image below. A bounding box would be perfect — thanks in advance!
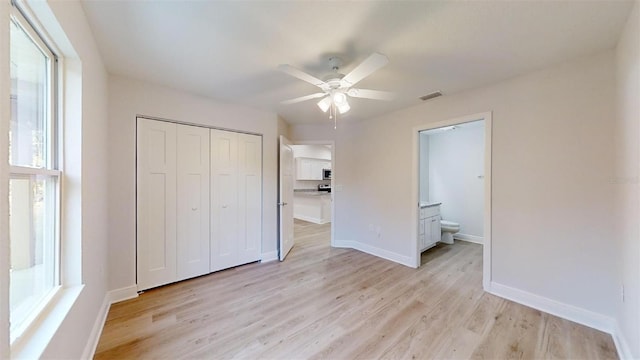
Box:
[419,91,443,101]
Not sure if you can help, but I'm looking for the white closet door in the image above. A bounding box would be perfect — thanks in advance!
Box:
[176,124,211,281]
[210,129,239,272]
[237,133,262,265]
[136,118,177,290]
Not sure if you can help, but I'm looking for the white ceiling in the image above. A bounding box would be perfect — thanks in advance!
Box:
[81,1,633,125]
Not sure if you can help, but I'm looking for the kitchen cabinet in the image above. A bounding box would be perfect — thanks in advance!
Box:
[296,157,331,180]
[419,204,441,252]
[293,192,331,224]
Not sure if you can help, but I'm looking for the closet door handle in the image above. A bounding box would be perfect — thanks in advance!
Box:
[222,204,228,208]
[191,207,198,211]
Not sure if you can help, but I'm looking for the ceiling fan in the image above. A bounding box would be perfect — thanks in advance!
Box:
[278,53,394,124]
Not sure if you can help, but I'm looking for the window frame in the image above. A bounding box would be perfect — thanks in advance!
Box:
[8,4,62,346]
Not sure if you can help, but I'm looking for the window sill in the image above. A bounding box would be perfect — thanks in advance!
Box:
[10,284,84,359]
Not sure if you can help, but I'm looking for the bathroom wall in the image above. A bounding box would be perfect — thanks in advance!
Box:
[428,121,485,241]
[419,133,429,203]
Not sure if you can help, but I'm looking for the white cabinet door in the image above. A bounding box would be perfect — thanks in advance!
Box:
[296,158,316,180]
[176,124,210,281]
[431,215,442,245]
[237,133,262,265]
[211,130,263,271]
[136,118,177,291]
[210,129,240,272]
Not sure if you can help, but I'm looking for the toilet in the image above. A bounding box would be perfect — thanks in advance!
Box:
[440,220,460,244]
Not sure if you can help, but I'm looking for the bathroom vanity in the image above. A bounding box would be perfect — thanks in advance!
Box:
[419,203,441,252]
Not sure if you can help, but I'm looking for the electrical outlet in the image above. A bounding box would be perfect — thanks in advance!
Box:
[376,226,381,238]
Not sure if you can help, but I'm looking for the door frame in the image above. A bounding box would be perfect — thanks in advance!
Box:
[290,140,336,247]
[411,111,492,291]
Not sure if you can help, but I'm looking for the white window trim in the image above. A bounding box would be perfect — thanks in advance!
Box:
[8,1,68,351]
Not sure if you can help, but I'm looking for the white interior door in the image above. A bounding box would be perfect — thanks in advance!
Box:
[136,118,177,290]
[279,135,294,261]
[176,124,210,281]
[210,129,239,272]
[237,133,262,264]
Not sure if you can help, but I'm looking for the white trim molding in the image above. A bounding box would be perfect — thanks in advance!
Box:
[612,322,634,360]
[334,239,416,268]
[108,285,139,304]
[453,233,483,244]
[81,286,139,359]
[488,281,615,334]
[80,296,109,360]
[261,251,278,263]
[487,281,639,359]
[293,214,329,225]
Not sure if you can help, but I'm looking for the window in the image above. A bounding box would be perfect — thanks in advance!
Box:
[9,6,60,342]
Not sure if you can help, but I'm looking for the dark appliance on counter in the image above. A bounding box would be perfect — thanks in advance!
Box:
[323,169,331,180]
[318,184,331,193]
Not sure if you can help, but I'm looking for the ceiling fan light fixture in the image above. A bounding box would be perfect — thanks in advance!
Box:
[332,92,347,106]
[317,96,331,112]
[337,101,350,114]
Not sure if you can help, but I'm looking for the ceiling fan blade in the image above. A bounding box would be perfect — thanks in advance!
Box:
[340,53,389,88]
[278,64,330,91]
[347,88,395,101]
[281,93,327,105]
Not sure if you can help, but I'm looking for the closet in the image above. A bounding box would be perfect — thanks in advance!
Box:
[136,118,262,291]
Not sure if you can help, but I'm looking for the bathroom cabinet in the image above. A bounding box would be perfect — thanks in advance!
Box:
[419,204,441,252]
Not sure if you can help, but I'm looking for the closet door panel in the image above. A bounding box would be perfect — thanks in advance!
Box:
[136,119,177,291]
[176,124,211,281]
[210,129,239,272]
[237,134,262,264]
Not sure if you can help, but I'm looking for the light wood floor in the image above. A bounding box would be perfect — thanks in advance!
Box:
[95,220,617,359]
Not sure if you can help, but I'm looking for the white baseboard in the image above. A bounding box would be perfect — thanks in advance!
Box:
[612,322,634,360]
[488,281,615,334]
[453,233,483,244]
[333,239,416,268]
[261,250,278,263]
[81,286,139,359]
[108,285,139,304]
[80,295,109,360]
[294,214,329,224]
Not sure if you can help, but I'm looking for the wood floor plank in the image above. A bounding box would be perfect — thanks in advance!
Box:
[95,220,618,359]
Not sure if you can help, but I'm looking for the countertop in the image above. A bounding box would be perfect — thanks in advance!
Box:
[419,202,441,208]
[294,190,331,196]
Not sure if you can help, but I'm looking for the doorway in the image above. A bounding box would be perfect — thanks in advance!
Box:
[278,139,335,261]
[412,112,492,291]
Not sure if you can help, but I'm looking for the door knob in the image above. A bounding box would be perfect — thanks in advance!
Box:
[191,207,198,211]
[278,202,288,206]
[222,204,228,208]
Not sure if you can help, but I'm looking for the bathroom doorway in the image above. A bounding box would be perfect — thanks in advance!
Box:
[412,112,492,291]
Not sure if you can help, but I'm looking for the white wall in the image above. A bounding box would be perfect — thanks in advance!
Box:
[291,51,616,321]
[427,122,484,239]
[107,75,280,291]
[613,2,640,358]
